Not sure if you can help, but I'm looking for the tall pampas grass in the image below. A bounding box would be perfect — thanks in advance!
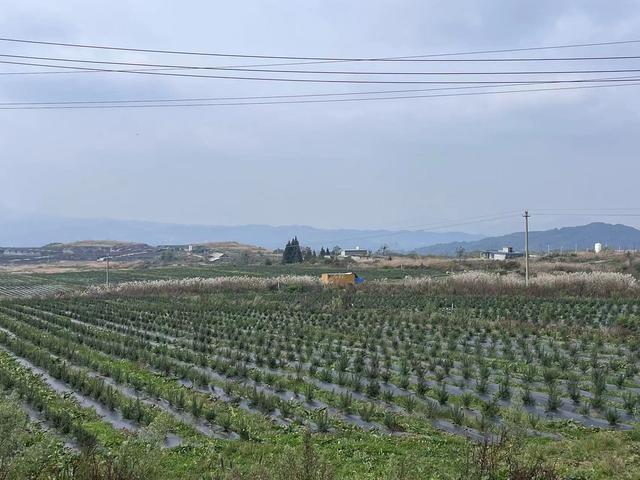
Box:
[82,275,320,297]
[396,271,638,297]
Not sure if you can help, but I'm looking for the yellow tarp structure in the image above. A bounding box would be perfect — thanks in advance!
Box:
[320,272,358,286]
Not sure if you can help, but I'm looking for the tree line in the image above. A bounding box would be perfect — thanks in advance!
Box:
[281,238,340,264]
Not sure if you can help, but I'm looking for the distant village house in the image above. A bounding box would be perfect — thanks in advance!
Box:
[481,246,524,260]
[340,247,370,258]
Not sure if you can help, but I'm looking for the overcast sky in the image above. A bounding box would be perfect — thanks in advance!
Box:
[1,1,640,235]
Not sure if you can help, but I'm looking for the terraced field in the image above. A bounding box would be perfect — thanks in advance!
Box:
[0,283,639,478]
[0,274,71,298]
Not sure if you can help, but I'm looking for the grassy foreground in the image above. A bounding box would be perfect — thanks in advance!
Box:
[0,268,639,478]
[2,395,639,480]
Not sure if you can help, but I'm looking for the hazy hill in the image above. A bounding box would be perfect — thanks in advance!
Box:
[417,222,640,256]
[197,241,269,254]
[0,215,481,251]
[44,240,141,248]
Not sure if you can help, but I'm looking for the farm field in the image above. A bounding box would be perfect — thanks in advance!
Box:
[0,278,639,478]
[0,273,72,298]
[0,263,442,298]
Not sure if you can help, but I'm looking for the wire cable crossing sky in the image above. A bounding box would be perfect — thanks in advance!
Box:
[1,0,640,234]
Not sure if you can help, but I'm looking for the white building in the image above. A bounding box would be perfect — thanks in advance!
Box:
[481,246,524,261]
[340,247,370,258]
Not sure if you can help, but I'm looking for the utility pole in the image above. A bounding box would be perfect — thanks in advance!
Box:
[524,210,530,287]
[105,248,112,287]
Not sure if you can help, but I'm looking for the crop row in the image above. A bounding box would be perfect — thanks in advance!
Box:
[6,294,640,436]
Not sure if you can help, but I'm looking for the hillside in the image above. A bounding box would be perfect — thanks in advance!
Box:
[0,215,481,251]
[44,240,141,248]
[417,222,640,256]
[197,241,268,253]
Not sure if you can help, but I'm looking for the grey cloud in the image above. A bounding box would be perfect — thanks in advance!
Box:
[1,1,640,236]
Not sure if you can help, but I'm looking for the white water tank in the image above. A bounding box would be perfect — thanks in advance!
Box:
[594,242,603,254]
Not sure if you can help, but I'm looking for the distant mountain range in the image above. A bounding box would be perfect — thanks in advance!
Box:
[417,222,640,256]
[0,215,482,251]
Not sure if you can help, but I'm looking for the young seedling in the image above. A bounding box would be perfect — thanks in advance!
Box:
[449,405,465,426]
[435,384,449,406]
[605,408,621,426]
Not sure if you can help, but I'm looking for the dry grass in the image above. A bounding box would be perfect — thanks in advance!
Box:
[81,270,640,299]
[393,271,639,298]
[82,275,321,297]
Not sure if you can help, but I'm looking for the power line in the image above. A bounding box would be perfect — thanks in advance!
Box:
[5,76,640,106]
[298,209,640,248]
[0,66,188,76]
[535,213,640,217]
[5,53,640,76]
[0,58,388,76]
[534,207,640,211]
[401,212,522,231]
[5,55,640,78]
[293,212,522,246]
[0,83,548,106]
[5,59,640,85]
[1,80,638,110]
[2,36,640,61]
[378,208,539,231]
